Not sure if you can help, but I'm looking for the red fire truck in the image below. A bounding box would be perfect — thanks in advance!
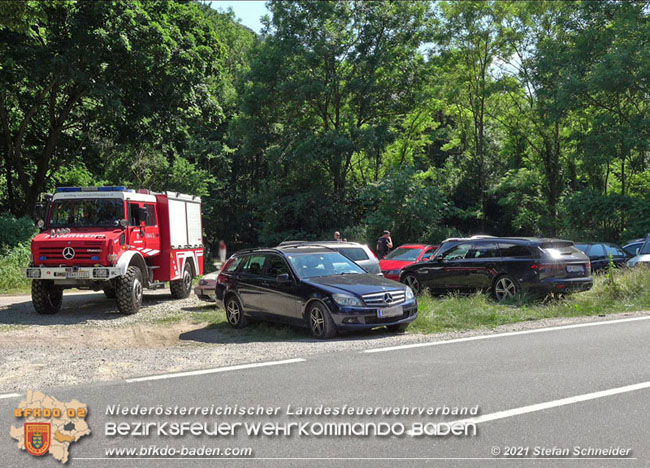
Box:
[24,186,204,315]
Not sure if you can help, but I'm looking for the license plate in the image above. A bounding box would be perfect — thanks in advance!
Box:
[378,305,402,318]
[66,271,89,279]
[566,265,584,273]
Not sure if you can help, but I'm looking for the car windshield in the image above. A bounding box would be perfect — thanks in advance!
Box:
[287,252,366,279]
[50,198,125,228]
[384,247,423,261]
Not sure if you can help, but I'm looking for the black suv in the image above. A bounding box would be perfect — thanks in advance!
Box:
[400,237,593,301]
[215,245,417,339]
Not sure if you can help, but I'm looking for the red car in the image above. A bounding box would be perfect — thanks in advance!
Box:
[379,244,439,281]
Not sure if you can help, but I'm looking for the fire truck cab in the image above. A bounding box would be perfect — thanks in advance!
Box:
[24,186,204,315]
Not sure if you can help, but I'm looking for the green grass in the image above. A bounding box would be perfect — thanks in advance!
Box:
[410,266,650,334]
[0,244,32,294]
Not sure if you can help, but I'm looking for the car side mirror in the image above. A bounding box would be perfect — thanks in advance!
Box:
[276,273,292,284]
[119,219,128,229]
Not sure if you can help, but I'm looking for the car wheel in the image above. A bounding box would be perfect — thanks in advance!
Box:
[387,322,409,333]
[225,295,248,329]
[308,302,336,339]
[493,275,520,302]
[402,274,421,295]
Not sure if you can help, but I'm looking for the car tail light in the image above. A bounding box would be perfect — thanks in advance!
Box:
[531,263,563,277]
[586,261,591,272]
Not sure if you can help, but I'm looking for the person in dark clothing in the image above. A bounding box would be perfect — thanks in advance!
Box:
[376,230,393,259]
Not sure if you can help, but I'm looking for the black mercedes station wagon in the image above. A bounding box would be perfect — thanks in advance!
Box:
[215,245,417,339]
[400,237,593,301]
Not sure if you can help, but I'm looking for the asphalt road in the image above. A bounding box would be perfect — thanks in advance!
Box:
[2,315,650,467]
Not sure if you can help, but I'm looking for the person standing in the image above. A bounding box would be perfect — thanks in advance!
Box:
[376,230,393,259]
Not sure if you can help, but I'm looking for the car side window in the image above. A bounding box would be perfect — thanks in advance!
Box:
[469,242,499,258]
[498,243,531,258]
[589,244,606,257]
[442,243,471,261]
[265,255,290,277]
[240,255,267,275]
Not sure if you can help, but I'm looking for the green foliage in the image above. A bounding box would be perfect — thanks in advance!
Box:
[0,214,37,252]
[1,1,649,249]
[360,169,452,245]
[0,243,32,293]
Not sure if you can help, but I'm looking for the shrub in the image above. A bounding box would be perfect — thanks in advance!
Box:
[0,243,32,293]
[0,214,37,252]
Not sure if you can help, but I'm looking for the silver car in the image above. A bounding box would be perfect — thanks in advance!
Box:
[627,235,650,267]
[277,241,382,275]
[193,271,219,301]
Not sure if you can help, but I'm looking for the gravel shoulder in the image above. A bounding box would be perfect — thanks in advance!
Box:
[1,290,648,393]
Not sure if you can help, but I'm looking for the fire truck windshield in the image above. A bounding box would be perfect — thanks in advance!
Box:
[49,198,125,228]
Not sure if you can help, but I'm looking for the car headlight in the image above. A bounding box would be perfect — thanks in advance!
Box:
[405,286,414,300]
[385,269,401,275]
[332,294,363,306]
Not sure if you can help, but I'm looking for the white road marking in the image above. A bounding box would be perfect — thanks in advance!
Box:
[365,315,650,353]
[0,393,21,400]
[125,358,307,383]
[406,380,650,436]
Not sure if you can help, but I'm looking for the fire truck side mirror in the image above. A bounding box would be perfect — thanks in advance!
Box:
[119,219,128,229]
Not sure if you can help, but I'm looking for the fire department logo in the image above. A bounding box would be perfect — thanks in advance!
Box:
[10,390,91,464]
[62,247,75,260]
[25,423,51,456]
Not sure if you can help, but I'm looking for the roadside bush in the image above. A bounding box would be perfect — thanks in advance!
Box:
[0,243,32,293]
[0,214,37,252]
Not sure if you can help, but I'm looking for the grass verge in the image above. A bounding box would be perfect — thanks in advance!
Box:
[411,266,650,334]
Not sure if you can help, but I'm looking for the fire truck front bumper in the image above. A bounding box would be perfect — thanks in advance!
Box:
[24,266,122,281]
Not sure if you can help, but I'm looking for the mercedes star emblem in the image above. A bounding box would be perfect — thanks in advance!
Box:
[384,293,393,304]
[62,247,75,260]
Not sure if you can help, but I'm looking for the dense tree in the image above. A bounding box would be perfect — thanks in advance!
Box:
[1,1,649,251]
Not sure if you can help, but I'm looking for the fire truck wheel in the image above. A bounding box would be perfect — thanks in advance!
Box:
[102,284,116,299]
[32,280,62,315]
[116,266,143,314]
[170,263,193,299]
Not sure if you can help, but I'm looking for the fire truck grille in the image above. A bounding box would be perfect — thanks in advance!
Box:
[37,245,104,262]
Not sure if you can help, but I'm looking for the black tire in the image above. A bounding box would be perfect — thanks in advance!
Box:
[492,274,520,302]
[402,274,421,295]
[32,280,62,315]
[387,322,410,333]
[170,263,193,299]
[224,295,248,329]
[102,285,116,299]
[307,302,337,339]
[115,266,143,314]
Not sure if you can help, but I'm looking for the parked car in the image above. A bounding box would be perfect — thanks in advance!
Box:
[623,238,645,257]
[277,241,381,275]
[400,237,593,301]
[627,234,650,267]
[215,245,417,339]
[194,271,219,301]
[380,244,439,281]
[575,243,629,272]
